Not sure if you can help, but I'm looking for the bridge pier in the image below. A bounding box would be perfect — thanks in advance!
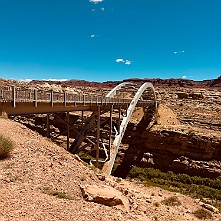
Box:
[108,105,113,160]
[95,106,100,167]
[46,112,73,151]
[46,114,50,138]
[67,112,70,151]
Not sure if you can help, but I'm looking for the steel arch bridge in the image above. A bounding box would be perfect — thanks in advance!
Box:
[102,82,157,174]
[0,82,157,175]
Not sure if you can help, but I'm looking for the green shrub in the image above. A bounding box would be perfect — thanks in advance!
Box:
[127,166,221,211]
[193,208,212,220]
[43,189,74,200]
[0,134,14,159]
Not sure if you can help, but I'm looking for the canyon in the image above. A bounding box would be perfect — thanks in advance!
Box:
[1,77,220,179]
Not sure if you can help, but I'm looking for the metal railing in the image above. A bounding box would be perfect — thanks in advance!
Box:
[0,86,153,108]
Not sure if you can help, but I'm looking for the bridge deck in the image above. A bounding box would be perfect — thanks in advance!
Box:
[0,86,154,115]
[0,101,152,115]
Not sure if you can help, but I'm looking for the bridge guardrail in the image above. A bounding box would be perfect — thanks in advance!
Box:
[0,86,153,107]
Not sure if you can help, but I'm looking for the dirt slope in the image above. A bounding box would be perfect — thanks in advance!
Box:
[0,118,220,221]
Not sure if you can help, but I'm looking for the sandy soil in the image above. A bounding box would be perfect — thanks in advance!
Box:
[0,118,221,221]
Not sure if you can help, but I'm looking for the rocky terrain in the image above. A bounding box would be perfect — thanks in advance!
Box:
[0,77,221,220]
[0,118,221,221]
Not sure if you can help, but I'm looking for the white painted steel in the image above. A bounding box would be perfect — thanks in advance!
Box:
[102,82,156,175]
[105,82,135,98]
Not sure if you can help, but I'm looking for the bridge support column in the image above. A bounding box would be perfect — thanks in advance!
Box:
[95,106,100,168]
[51,90,54,107]
[108,105,113,159]
[46,114,50,138]
[81,111,84,127]
[118,106,121,129]
[67,112,70,151]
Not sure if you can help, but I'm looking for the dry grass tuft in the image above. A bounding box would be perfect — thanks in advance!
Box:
[43,188,74,200]
[161,196,181,206]
[193,208,212,220]
[0,134,14,159]
[0,111,8,119]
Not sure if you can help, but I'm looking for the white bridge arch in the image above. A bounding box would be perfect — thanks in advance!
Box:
[103,82,157,174]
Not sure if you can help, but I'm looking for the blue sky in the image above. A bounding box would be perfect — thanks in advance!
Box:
[0,0,221,82]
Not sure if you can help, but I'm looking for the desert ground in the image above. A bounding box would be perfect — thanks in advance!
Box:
[0,77,220,220]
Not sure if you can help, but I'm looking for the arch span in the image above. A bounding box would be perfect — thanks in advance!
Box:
[102,82,157,175]
[105,82,137,98]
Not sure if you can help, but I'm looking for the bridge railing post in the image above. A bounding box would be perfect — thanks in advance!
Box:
[51,90,54,107]
[83,94,85,105]
[12,86,16,107]
[74,94,77,106]
[34,89,38,107]
[0,89,3,99]
[64,91,67,106]
[95,105,101,168]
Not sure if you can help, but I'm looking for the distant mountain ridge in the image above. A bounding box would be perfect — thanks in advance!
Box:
[0,76,220,88]
[30,76,221,88]
[122,76,221,88]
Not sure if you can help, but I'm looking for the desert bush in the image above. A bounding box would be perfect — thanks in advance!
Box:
[115,177,122,183]
[0,112,8,119]
[43,188,74,200]
[193,208,212,220]
[80,175,87,181]
[0,134,14,159]
[153,201,160,207]
[128,166,221,192]
[127,166,221,211]
[161,196,181,206]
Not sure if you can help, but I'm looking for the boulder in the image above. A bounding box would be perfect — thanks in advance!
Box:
[177,92,189,99]
[189,92,204,99]
[200,202,219,213]
[80,184,129,209]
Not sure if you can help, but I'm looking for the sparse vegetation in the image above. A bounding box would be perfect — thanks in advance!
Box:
[80,175,87,181]
[153,201,160,207]
[80,153,104,170]
[116,177,122,183]
[128,166,221,211]
[0,134,14,159]
[193,208,212,220]
[0,112,8,119]
[43,188,74,200]
[161,196,181,206]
